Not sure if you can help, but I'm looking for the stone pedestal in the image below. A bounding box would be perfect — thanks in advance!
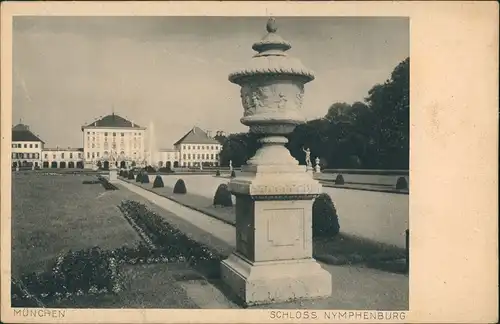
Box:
[109,167,118,182]
[221,139,332,305]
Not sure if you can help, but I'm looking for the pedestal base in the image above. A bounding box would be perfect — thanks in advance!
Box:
[109,168,118,182]
[221,253,332,305]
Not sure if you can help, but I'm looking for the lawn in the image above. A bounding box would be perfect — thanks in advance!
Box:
[11,173,143,277]
[123,176,407,273]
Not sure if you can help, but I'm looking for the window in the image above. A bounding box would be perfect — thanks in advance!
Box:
[121,133,124,137]
[70,153,73,159]
[211,154,214,160]
[105,132,108,136]
[24,144,27,148]
[202,154,205,159]
[87,132,90,135]
[12,144,15,148]
[183,154,186,160]
[29,144,33,148]
[35,144,38,148]
[12,153,16,159]
[61,153,65,159]
[188,154,191,160]
[92,132,95,135]
[113,132,116,137]
[78,153,82,158]
[92,144,95,148]
[197,154,201,159]
[53,154,56,159]
[92,152,95,158]
[97,152,100,157]
[87,152,90,158]
[44,154,48,159]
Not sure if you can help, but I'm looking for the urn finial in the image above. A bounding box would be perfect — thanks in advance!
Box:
[266,17,277,33]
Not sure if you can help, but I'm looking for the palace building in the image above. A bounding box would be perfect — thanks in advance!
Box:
[11,123,44,168]
[11,116,224,170]
[173,126,222,167]
[81,113,146,169]
[42,147,84,169]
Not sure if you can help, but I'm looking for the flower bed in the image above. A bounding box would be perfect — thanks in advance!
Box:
[119,200,221,265]
[97,175,118,190]
[12,247,124,306]
[82,180,101,184]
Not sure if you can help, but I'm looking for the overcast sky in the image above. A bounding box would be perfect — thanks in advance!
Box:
[13,16,408,148]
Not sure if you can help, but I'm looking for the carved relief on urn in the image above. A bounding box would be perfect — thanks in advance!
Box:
[229,18,314,136]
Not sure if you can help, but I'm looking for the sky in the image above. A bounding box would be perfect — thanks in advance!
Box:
[13,16,409,148]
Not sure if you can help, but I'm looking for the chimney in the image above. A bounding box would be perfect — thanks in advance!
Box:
[207,130,212,138]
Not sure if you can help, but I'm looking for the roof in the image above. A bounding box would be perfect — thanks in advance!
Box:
[82,113,143,130]
[173,127,221,146]
[12,124,45,143]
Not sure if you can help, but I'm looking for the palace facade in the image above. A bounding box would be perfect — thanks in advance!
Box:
[11,114,224,169]
[81,113,146,169]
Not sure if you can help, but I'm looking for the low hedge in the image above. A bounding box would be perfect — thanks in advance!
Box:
[144,165,157,174]
[396,177,408,190]
[213,184,233,207]
[153,175,164,188]
[158,167,174,173]
[312,193,340,237]
[173,179,187,194]
[141,172,150,184]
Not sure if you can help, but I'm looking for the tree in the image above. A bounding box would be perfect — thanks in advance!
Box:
[365,57,409,169]
[219,132,260,167]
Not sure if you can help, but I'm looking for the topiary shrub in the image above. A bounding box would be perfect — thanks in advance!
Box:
[153,175,164,188]
[144,165,156,173]
[136,172,143,183]
[230,170,236,178]
[216,169,221,177]
[128,172,135,180]
[213,184,233,207]
[141,172,150,184]
[396,177,408,190]
[312,193,340,237]
[173,179,187,194]
[123,170,129,178]
[335,174,344,185]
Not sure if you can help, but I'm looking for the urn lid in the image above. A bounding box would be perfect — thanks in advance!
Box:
[228,17,315,85]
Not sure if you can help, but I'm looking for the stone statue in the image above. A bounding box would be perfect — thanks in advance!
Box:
[314,157,321,173]
[302,147,311,167]
[229,160,233,171]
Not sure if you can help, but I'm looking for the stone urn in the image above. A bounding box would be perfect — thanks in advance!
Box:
[221,18,331,305]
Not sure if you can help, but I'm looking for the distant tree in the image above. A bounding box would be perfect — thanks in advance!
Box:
[365,57,409,169]
[219,132,260,167]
